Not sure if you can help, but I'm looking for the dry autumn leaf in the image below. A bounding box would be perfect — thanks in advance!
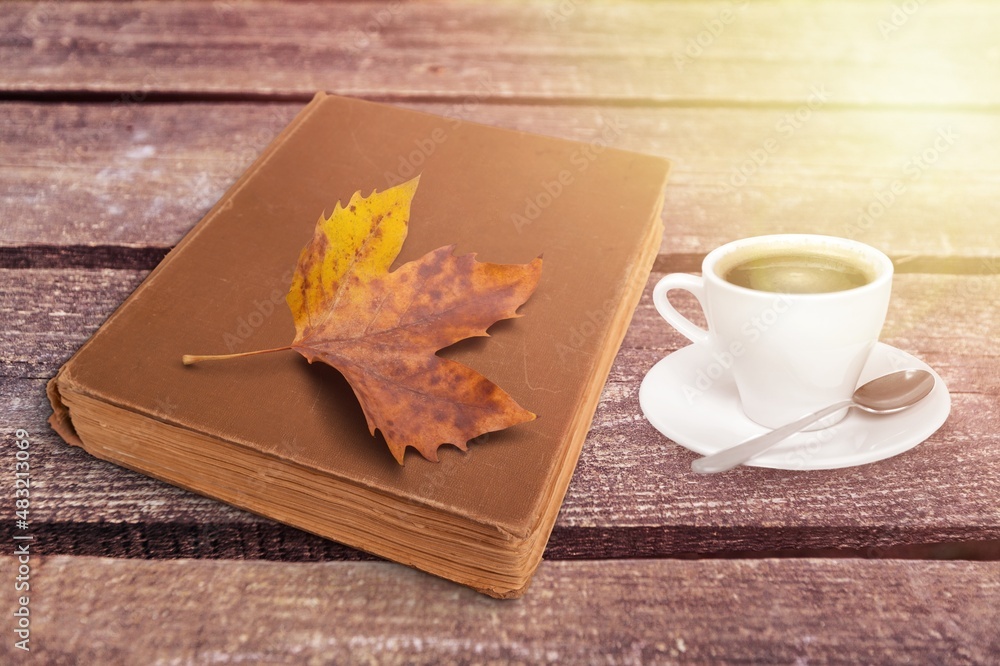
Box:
[185,177,542,463]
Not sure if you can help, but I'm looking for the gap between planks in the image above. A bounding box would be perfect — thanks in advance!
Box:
[6,89,1000,115]
[2,245,999,275]
[0,520,997,563]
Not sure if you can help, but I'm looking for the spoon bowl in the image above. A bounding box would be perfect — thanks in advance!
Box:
[852,369,936,414]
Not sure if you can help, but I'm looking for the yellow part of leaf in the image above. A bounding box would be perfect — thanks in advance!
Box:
[286,176,419,337]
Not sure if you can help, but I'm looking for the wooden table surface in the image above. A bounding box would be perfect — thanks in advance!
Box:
[2,1,999,663]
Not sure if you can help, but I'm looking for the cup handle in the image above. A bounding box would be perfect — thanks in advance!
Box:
[652,274,710,346]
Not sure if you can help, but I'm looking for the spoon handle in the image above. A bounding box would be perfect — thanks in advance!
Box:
[691,400,855,474]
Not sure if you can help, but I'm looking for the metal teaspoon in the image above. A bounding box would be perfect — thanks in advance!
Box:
[691,369,936,474]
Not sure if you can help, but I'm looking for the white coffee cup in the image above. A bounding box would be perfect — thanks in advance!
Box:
[653,234,893,430]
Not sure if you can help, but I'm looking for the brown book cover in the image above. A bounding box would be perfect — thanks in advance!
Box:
[47,92,670,597]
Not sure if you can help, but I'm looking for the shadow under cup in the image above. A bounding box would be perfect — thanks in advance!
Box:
[654,235,894,431]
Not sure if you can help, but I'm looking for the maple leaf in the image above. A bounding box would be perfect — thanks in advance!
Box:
[185,177,542,464]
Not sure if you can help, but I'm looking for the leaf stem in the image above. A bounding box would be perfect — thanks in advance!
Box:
[182,346,293,366]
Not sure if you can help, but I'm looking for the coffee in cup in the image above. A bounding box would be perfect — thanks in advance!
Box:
[719,247,876,294]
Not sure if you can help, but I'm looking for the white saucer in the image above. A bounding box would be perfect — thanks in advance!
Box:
[639,342,951,470]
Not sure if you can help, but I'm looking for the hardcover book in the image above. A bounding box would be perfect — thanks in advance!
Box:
[47,92,670,597]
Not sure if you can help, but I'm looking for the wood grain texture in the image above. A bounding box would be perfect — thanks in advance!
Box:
[4,556,997,664]
[4,373,999,560]
[3,102,999,256]
[3,1,999,107]
[6,268,998,387]
[4,268,998,557]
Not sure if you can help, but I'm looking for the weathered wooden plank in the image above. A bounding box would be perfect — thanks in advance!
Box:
[2,268,146,378]
[4,373,999,557]
[5,556,998,663]
[4,268,999,557]
[6,268,999,390]
[3,101,999,255]
[3,1,999,107]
